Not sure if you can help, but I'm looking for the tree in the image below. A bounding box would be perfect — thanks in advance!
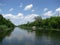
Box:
[0,14,15,29]
[34,16,42,27]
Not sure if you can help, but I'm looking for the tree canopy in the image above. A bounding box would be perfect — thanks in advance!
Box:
[0,14,15,29]
[19,16,60,29]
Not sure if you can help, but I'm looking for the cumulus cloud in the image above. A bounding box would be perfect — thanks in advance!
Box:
[17,13,24,17]
[24,4,33,10]
[55,7,60,16]
[3,14,15,19]
[44,8,48,12]
[42,7,60,18]
[43,11,53,17]
[56,7,60,12]
[24,14,38,22]
[3,13,38,25]
[9,8,14,12]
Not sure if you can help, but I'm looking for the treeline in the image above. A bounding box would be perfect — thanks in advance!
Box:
[19,16,60,29]
[0,14,15,30]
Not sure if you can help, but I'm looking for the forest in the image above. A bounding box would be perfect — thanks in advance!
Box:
[0,14,15,31]
[19,16,60,30]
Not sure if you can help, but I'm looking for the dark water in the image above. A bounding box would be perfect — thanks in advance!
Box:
[0,27,60,45]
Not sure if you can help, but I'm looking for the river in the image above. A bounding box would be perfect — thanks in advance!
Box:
[0,27,60,45]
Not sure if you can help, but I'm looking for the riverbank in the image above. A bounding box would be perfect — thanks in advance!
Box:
[19,26,60,32]
[19,16,60,31]
[0,25,14,32]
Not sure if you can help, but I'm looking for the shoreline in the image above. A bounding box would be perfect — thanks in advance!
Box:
[19,26,60,31]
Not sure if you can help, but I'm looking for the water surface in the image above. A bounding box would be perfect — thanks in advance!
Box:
[0,27,60,45]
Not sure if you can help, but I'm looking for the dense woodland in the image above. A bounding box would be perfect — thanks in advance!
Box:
[19,16,60,30]
[0,14,15,30]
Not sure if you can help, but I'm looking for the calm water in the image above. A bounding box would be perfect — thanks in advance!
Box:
[0,27,60,45]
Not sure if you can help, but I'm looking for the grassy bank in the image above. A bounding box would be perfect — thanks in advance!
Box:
[0,25,14,31]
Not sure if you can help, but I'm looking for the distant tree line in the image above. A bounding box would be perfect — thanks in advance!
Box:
[19,16,60,29]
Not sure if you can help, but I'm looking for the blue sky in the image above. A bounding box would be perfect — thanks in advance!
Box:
[0,0,60,15]
[0,0,60,25]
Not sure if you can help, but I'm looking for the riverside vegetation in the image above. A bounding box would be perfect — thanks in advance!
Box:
[19,16,60,31]
[0,14,15,31]
[0,14,60,31]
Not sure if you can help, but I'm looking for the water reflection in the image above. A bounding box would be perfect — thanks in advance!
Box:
[0,28,14,45]
[35,30,60,45]
[0,27,60,45]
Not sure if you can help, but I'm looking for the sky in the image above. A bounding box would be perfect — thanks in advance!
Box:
[0,0,60,25]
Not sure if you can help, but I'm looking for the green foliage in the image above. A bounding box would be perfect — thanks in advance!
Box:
[19,16,60,29]
[0,14,15,30]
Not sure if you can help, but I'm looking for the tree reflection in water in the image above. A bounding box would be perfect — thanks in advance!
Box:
[0,28,14,43]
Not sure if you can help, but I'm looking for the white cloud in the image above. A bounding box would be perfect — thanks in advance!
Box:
[9,8,14,12]
[17,13,23,17]
[44,8,48,12]
[24,4,33,10]
[42,7,60,18]
[56,7,60,12]
[24,14,38,22]
[43,11,53,17]
[3,13,39,25]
